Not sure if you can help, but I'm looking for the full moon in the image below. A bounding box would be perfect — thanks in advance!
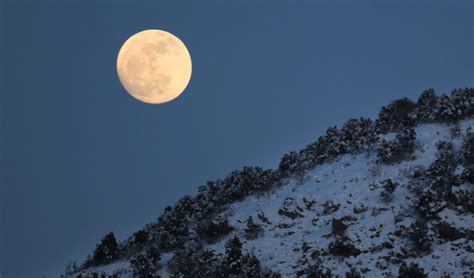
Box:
[116,30,192,104]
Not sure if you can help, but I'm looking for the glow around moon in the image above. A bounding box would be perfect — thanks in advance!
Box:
[117,30,192,104]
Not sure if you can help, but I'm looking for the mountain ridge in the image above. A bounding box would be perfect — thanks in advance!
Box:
[66,88,474,277]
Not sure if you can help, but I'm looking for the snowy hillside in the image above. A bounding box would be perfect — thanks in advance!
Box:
[67,89,474,277]
[209,119,474,277]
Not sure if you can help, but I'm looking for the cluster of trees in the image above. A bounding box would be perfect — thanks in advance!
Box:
[150,166,280,251]
[82,167,280,270]
[81,232,162,277]
[414,134,474,219]
[168,236,280,277]
[378,88,474,128]
[281,88,473,175]
[452,133,474,213]
[415,141,455,218]
[377,128,416,164]
[279,117,377,177]
[302,261,428,278]
[80,88,473,271]
[122,89,471,243]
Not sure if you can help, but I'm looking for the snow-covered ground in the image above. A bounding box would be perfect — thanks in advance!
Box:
[75,119,474,277]
[201,119,473,277]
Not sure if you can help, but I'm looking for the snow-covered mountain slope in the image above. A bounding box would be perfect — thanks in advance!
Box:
[69,89,474,278]
[72,119,473,278]
[209,119,473,277]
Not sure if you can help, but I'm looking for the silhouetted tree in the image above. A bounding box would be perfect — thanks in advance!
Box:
[222,236,243,275]
[90,232,120,266]
[414,89,439,122]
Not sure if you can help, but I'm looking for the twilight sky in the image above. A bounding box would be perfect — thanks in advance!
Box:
[1,1,473,277]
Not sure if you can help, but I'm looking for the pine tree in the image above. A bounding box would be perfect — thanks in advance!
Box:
[91,232,120,266]
[223,236,243,275]
[415,89,438,122]
[242,253,262,277]
[278,151,300,178]
[462,133,474,166]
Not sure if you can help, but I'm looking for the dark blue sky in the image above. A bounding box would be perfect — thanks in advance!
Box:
[1,1,473,277]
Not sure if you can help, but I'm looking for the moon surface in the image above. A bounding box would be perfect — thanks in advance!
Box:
[117,30,192,104]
